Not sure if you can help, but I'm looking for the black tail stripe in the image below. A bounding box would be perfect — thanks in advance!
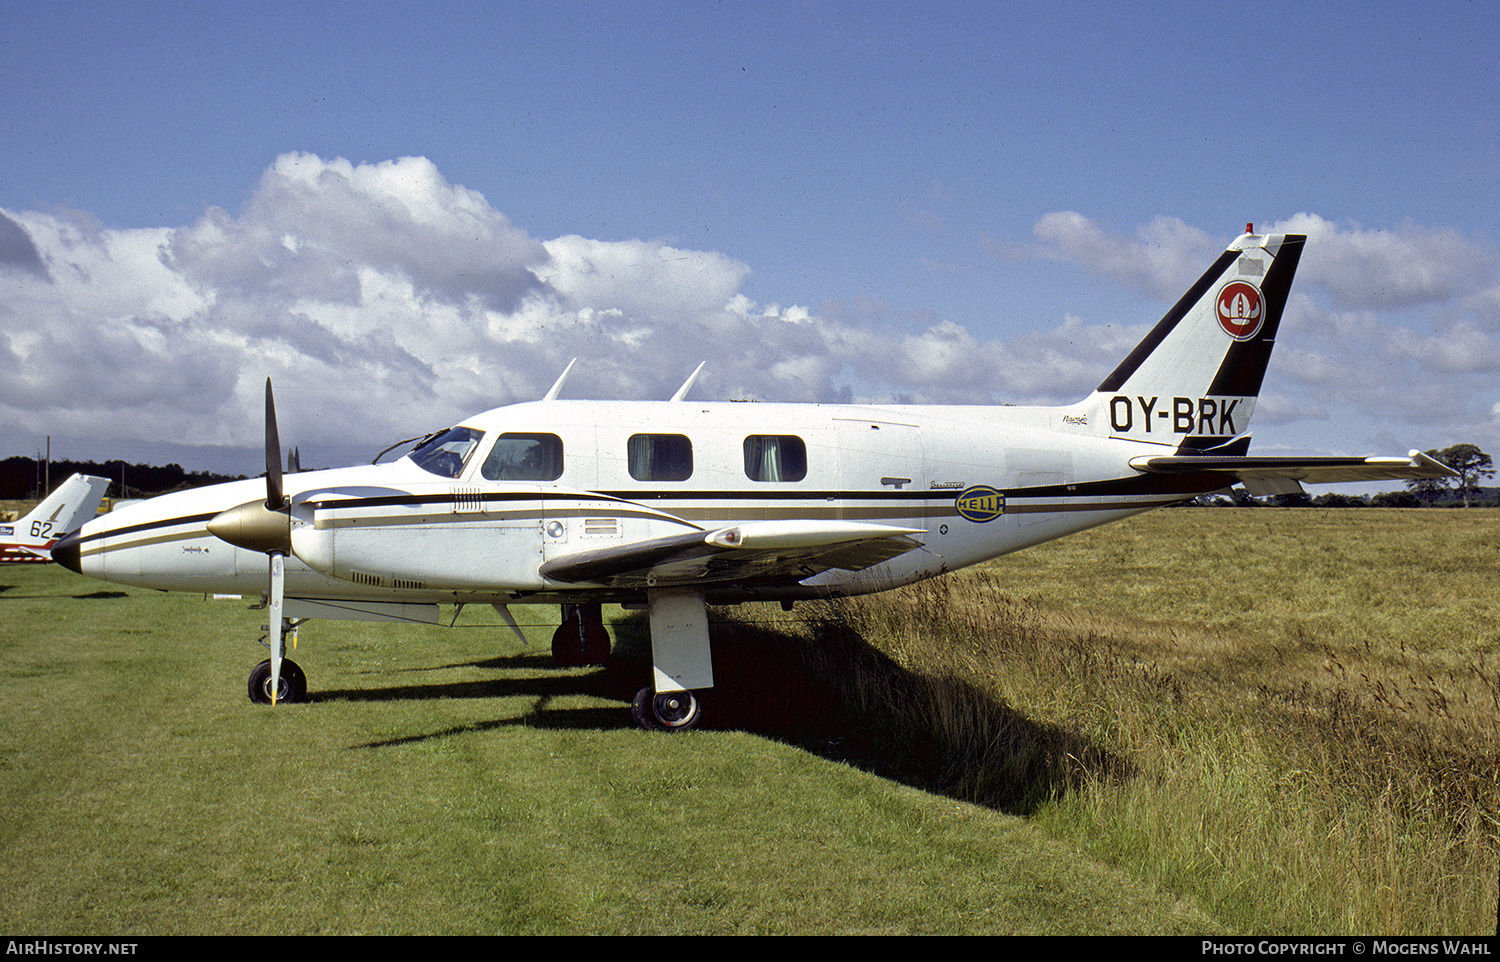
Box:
[1205,236,1305,398]
[1095,249,1241,393]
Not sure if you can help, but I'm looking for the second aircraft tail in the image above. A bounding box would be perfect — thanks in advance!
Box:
[0,473,111,563]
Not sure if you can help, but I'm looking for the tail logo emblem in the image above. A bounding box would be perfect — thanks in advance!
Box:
[1216,281,1264,340]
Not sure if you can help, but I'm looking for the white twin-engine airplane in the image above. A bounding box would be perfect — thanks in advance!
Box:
[0,473,110,564]
[53,228,1452,729]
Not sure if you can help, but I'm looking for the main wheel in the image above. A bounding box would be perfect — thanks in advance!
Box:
[631,686,701,732]
[248,658,309,704]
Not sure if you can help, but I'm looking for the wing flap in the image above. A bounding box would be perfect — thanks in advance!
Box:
[539,520,926,589]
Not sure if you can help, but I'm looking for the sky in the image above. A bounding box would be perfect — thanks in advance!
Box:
[2,0,1497,489]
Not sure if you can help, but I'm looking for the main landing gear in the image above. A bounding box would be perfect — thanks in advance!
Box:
[633,587,713,733]
[551,603,612,666]
[554,598,708,733]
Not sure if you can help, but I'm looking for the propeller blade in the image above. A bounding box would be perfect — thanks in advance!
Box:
[265,378,285,510]
[268,551,285,705]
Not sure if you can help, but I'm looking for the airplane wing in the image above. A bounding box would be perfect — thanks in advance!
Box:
[0,546,49,564]
[1130,450,1455,497]
[539,520,926,589]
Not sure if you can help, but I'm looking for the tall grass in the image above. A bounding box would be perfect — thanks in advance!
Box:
[764,510,1499,934]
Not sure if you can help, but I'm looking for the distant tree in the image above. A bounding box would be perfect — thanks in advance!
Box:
[1408,444,1494,507]
[1434,444,1494,508]
[1404,472,1448,505]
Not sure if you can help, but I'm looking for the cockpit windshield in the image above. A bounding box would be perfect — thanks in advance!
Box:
[408,426,485,479]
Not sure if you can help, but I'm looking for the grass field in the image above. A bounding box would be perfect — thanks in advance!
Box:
[0,507,1494,934]
[836,507,1500,934]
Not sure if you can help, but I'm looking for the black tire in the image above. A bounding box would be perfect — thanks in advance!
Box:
[248,658,308,704]
[631,686,700,732]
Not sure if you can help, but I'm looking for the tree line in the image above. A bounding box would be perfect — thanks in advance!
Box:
[0,456,246,501]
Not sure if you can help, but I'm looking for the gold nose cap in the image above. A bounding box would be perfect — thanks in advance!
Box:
[207,500,291,554]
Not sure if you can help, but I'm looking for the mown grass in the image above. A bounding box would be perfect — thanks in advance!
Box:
[0,563,1209,935]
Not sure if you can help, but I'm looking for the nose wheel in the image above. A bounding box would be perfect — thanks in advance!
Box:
[248,657,308,704]
[631,686,700,732]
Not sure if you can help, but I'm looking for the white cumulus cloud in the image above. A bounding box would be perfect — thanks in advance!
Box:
[1,158,1496,470]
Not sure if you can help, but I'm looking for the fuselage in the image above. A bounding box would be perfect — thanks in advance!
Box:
[57,397,1227,607]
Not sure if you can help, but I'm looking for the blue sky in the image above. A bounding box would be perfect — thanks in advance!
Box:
[2,0,1497,486]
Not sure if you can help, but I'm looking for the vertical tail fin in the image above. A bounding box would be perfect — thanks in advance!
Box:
[1,473,111,563]
[1084,230,1305,454]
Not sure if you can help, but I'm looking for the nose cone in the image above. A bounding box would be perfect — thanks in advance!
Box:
[51,530,83,574]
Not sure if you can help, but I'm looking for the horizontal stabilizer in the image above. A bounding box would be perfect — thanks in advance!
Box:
[1130,450,1455,490]
[540,520,925,589]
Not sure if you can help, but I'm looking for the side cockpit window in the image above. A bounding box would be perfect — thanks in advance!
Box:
[628,434,692,481]
[744,435,807,482]
[481,433,564,481]
[409,426,485,479]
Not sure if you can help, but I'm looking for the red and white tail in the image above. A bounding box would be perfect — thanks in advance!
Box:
[0,473,111,563]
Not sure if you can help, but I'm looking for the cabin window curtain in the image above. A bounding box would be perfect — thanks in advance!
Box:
[743,435,807,482]
[628,434,693,481]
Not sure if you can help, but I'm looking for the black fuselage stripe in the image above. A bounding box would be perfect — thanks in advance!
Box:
[74,473,1231,548]
[67,511,220,548]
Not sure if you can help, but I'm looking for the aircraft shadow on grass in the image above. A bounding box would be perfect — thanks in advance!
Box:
[0,587,131,599]
[336,609,1131,817]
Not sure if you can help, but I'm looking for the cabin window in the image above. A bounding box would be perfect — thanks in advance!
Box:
[481,433,564,481]
[744,435,807,482]
[627,434,693,481]
[409,426,485,479]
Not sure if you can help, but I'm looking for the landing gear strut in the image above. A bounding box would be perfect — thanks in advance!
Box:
[631,686,700,732]
[552,603,611,666]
